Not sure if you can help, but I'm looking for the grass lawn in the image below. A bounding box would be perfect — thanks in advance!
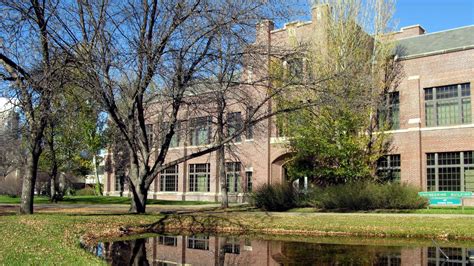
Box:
[288,206,474,215]
[0,195,211,205]
[0,213,163,265]
[1,210,474,264]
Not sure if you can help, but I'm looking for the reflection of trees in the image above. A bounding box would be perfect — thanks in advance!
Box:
[106,238,150,266]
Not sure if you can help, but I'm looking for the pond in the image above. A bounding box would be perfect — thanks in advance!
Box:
[87,234,474,265]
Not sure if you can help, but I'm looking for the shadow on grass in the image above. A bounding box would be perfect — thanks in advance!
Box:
[117,207,268,237]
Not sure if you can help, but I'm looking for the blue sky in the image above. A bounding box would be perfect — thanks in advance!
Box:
[283,0,474,33]
[395,0,474,33]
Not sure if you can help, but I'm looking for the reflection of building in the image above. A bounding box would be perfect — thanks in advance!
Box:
[104,4,474,202]
[97,235,474,266]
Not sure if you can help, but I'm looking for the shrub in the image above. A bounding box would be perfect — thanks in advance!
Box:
[251,182,297,211]
[75,186,97,196]
[306,182,427,211]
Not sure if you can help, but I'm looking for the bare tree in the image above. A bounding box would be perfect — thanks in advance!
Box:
[45,0,302,213]
[0,0,70,213]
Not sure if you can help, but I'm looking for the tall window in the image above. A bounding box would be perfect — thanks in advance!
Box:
[427,151,474,191]
[286,57,303,83]
[425,83,471,127]
[226,162,241,193]
[114,176,122,191]
[187,236,209,250]
[189,116,211,146]
[189,163,210,192]
[376,154,401,182]
[246,106,254,140]
[227,112,242,142]
[159,121,180,148]
[246,171,253,192]
[160,165,178,192]
[378,91,400,130]
[145,124,154,144]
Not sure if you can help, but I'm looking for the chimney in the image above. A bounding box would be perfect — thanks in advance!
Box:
[395,25,426,39]
[255,20,274,44]
[311,4,330,24]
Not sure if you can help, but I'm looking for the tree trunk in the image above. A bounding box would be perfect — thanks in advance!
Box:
[218,146,228,208]
[20,151,40,214]
[129,182,148,214]
[128,158,147,214]
[92,154,103,196]
[49,162,60,203]
[48,133,61,203]
[216,95,228,208]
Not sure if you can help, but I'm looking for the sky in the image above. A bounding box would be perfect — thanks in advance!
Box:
[284,0,474,33]
[394,0,474,33]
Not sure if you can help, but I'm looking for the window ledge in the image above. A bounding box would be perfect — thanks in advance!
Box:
[383,123,474,134]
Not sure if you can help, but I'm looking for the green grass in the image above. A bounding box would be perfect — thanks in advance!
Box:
[0,213,162,265]
[165,211,474,240]
[288,206,474,214]
[0,195,212,205]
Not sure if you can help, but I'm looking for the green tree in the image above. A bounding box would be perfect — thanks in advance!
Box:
[282,0,401,186]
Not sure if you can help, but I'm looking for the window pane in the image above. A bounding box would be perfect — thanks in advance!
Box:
[246,172,253,192]
[377,92,399,130]
[226,162,241,193]
[427,153,436,166]
[425,88,433,100]
[190,117,210,145]
[438,152,460,165]
[424,83,471,127]
[461,83,471,96]
[246,107,254,139]
[377,154,401,182]
[465,167,474,192]
[228,112,242,142]
[438,167,461,191]
[464,151,473,165]
[189,163,210,192]
[160,165,178,192]
[436,85,458,99]
[146,124,154,144]
[437,99,460,126]
[427,168,436,191]
[425,103,435,127]
[462,98,471,124]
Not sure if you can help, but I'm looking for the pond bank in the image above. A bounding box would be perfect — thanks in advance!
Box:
[82,210,474,246]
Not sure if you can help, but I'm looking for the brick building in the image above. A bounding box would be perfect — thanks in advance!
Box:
[104,5,474,202]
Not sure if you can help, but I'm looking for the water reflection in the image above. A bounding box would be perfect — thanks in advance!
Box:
[90,235,474,265]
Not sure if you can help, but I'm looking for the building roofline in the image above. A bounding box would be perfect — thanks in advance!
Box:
[396,24,474,40]
[398,44,474,60]
[400,24,426,32]
[270,20,312,34]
